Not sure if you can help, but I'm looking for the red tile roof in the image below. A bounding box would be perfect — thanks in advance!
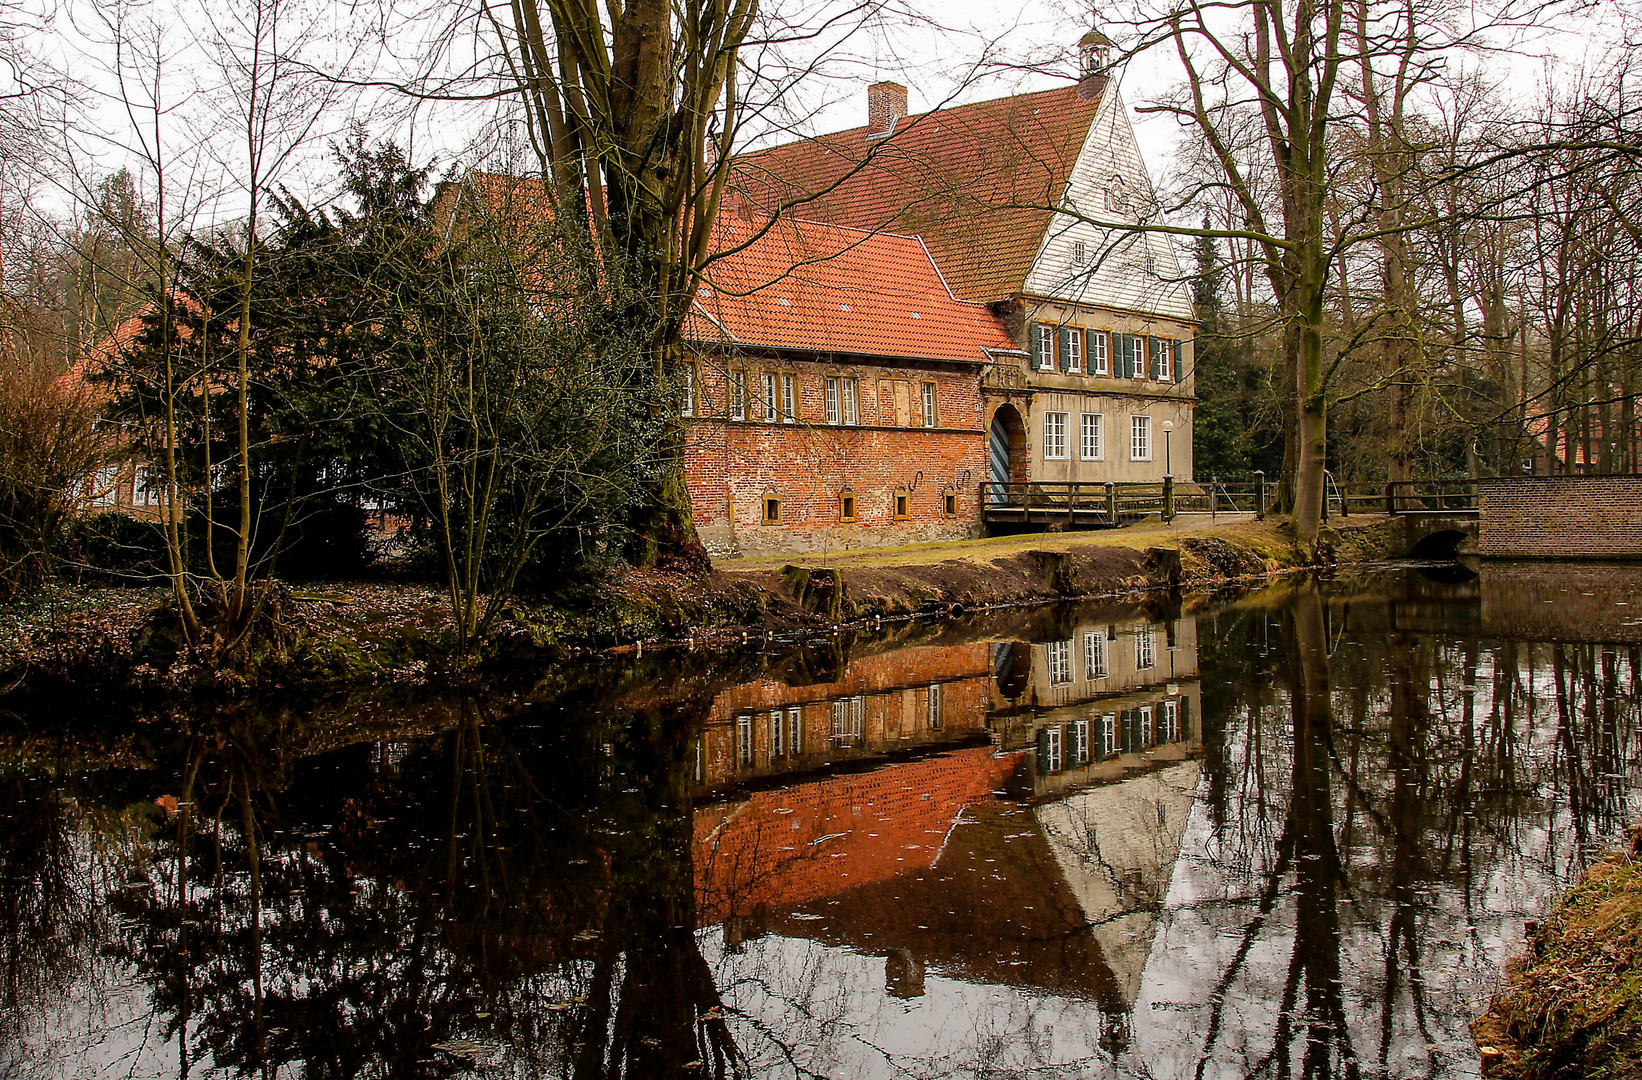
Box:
[685,213,1012,363]
[731,84,1103,303]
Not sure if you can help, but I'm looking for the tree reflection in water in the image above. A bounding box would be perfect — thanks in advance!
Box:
[87,692,742,1079]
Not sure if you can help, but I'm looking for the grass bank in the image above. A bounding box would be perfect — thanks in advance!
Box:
[1474,830,1642,1079]
[0,513,1398,703]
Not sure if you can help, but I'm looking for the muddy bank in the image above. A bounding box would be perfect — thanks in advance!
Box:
[1474,829,1642,1079]
[0,516,1397,704]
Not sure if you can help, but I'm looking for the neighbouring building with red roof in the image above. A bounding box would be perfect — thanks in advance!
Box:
[688,32,1198,555]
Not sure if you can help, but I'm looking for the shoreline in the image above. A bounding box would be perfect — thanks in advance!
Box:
[0,514,1399,705]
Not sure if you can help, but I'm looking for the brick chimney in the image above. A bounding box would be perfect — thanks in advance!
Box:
[867,81,908,138]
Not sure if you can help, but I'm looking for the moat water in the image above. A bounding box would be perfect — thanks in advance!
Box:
[4,562,1642,1079]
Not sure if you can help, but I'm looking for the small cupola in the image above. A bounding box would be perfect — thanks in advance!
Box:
[1078,29,1114,101]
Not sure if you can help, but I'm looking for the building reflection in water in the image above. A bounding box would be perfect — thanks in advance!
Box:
[692,602,1203,1071]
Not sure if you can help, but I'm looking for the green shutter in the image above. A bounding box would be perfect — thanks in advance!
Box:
[1174,339,1186,383]
[1058,326,1073,372]
[1029,322,1044,370]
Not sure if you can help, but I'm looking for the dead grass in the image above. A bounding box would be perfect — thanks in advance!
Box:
[1475,842,1642,1080]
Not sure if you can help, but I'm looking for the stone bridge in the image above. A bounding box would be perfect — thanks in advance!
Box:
[1383,475,1642,559]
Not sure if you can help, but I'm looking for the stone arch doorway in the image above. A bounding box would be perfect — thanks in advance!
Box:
[988,404,1026,503]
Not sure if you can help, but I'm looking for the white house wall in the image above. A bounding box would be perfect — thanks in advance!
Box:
[1022,86,1194,324]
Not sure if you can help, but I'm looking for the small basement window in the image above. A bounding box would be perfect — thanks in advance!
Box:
[839,491,857,522]
[894,490,910,520]
[762,495,782,524]
[943,492,958,517]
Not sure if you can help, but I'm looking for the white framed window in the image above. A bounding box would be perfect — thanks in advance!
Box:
[1083,630,1108,679]
[1089,331,1109,375]
[1044,411,1069,460]
[1156,339,1174,381]
[842,378,860,425]
[737,713,753,765]
[1080,413,1104,461]
[1135,626,1156,670]
[761,373,777,421]
[1073,719,1090,764]
[89,465,120,507]
[1163,699,1180,743]
[1072,239,1088,266]
[1127,334,1147,379]
[788,706,803,752]
[1102,714,1118,757]
[1140,705,1155,748]
[770,709,784,757]
[1047,639,1073,686]
[831,699,847,737]
[922,382,937,428]
[826,377,840,425]
[681,366,695,417]
[1065,330,1083,373]
[1130,415,1152,462]
[1045,725,1064,772]
[781,374,796,423]
[730,370,747,421]
[1034,323,1056,370]
[928,684,943,728]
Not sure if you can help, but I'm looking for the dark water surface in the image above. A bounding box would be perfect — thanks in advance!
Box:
[4,563,1641,1080]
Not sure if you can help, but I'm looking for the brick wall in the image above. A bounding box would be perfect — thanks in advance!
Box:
[1479,476,1642,559]
[684,353,987,557]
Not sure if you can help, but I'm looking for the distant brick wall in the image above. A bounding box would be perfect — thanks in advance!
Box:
[684,353,987,557]
[1479,476,1642,558]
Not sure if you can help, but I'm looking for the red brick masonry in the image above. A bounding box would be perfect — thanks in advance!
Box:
[1479,476,1642,559]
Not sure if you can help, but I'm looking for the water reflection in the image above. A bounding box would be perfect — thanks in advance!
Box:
[3,564,1641,1079]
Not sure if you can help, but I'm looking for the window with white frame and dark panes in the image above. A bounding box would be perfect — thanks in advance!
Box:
[1089,330,1109,375]
[1080,413,1103,461]
[681,365,695,416]
[1044,411,1069,459]
[781,374,796,422]
[1154,338,1174,381]
[1131,415,1152,461]
[1032,323,1056,370]
[921,382,937,427]
[730,370,747,420]
[1065,327,1083,373]
[761,373,777,421]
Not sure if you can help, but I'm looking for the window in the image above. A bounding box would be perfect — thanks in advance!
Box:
[788,707,803,753]
[1083,630,1108,679]
[893,490,909,520]
[737,714,753,766]
[832,696,863,741]
[839,490,857,522]
[1140,705,1155,748]
[761,373,777,421]
[1065,329,1083,373]
[943,491,958,517]
[1080,413,1104,461]
[1073,239,1088,266]
[770,709,784,757]
[1044,411,1069,460]
[781,374,797,423]
[1089,331,1109,375]
[1125,334,1147,378]
[681,365,695,417]
[1155,339,1174,381]
[921,382,937,427]
[1131,415,1152,461]
[842,378,860,425]
[762,495,782,524]
[1135,626,1156,670]
[89,465,120,508]
[730,369,747,420]
[1073,719,1090,764]
[826,377,840,424]
[927,684,943,729]
[1047,639,1073,686]
[1102,714,1118,757]
[1163,699,1180,744]
[1044,726,1064,772]
[1033,323,1056,370]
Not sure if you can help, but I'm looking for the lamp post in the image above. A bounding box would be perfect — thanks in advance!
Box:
[1161,420,1175,523]
[1161,420,1173,476]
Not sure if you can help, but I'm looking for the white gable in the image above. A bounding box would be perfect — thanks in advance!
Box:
[1022,85,1195,323]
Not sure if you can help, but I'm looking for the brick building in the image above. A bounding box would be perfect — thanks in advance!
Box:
[729,32,1199,533]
